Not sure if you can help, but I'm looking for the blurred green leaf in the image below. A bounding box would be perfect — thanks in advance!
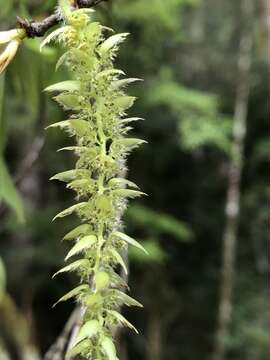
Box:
[0,0,13,17]
[252,137,270,162]
[130,239,167,264]
[112,231,148,254]
[0,73,24,223]
[179,114,232,152]
[0,155,25,223]
[24,38,56,59]
[147,67,232,153]
[0,74,6,151]
[128,204,192,242]
[115,0,198,35]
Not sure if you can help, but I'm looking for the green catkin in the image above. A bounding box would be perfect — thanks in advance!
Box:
[44,7,146,360]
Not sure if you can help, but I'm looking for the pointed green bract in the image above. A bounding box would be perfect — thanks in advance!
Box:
[48,6,145,359]
[53,284,89,306]
[101,337,118,360]
[40,26,70,50]
[57,146,88,153]
[97,69,125,79]
[63,224,93,240]
[111,78,142,90]
[50,169,77,182]
[44,80,80,92]
[114,138,147,151]
[74,320,100,345]
[120,117,144,124]
[113,231,148,254]
[53,202,88,220]
[107,310,139,334]
[108,177,139,189]
[53,259,90,278]
[109,249,128,275]
[65,235,97,260]
[99,33,129,55]
[54,93,81,109]
[113,189,145,199]
[110,290,143,308]
[67,339,91,358]
[114,96,136,111]
[55,51,70,70]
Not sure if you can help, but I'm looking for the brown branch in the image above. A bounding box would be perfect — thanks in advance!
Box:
[76,0,109,8]
[17,0,109,38]
[0,136,45,219]
[14,137,44,184]
[43,306,84,360]
[65,306,86,357]
[17,13,61,38]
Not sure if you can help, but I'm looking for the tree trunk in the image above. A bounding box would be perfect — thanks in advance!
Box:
[263,0,270,72]
[212,1,253,360]
[147,309,162,360]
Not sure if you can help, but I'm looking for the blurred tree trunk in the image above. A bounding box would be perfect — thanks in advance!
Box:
[263,0,270,72]
[147,309,162,360]
[212,1,253,360]
[0,294,40,360]
[115,329,128,360]
[0,339,12,360]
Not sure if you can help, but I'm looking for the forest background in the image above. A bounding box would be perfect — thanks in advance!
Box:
[0,0,270,360]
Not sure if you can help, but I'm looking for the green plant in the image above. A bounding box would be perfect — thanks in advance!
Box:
[147,67,232,153]
[0,73,25,222]
[44,5,146,359]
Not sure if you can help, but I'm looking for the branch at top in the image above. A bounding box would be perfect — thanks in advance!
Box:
[76,0,109,8]
[17,12,61,38]
[17,0,109,38]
